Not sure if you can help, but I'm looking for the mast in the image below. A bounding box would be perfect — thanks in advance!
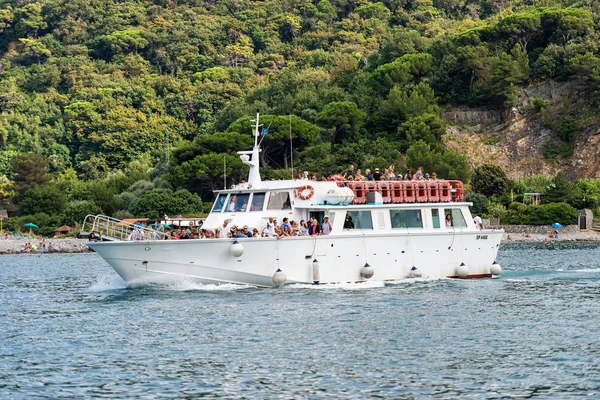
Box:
[238,109,262,188]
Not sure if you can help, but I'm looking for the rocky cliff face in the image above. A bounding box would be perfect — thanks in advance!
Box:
[442,80,600,179]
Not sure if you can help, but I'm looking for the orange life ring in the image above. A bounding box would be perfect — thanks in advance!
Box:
[297,185,315,200]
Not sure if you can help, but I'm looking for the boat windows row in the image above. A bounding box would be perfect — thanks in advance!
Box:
[342,208,467,230]
[212,192,291,213]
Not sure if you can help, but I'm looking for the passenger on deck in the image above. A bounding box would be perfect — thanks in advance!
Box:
[431,172,438,180]
[252,228,260,238]
[267,217,276,237]
[473,215,484,230]
[373,168,382,181]
[343,214,354,229]
[282,217,290,233]
[365,169,373,181]
[322,216,332,235]
[308,218,320,235]
[242,225,253,238]
[321,216,332,235]
[128,226,144,241]
[345,165,355,179]
[300,220,309,236]
[445,214,452,227]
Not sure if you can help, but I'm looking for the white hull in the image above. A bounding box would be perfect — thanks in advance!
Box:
[89,230,502,287]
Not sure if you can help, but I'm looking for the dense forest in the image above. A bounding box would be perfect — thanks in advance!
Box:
[1,0,600,233]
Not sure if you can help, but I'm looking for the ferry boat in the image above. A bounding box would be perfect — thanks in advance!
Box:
[87,112,503,287]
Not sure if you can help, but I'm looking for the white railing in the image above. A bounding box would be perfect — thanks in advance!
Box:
[80,214,169,241]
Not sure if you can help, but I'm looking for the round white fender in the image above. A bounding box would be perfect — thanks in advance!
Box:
[456,262,468,278]
[490,261,502,276]
[361,263,374,279]
[272,269,286,286]
[312,259,320,284]
[230,241,244,257]
[408,266,422,278]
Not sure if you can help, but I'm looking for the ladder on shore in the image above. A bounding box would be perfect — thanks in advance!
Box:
[79,214,168,241]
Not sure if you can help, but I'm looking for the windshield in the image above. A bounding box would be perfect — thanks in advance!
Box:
[212,194,227,212]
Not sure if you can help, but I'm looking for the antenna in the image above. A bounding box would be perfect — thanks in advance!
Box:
[223,155,226,189]
[289,114,294,179]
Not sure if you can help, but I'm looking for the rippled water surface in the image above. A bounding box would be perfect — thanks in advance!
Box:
[2,242,600,398]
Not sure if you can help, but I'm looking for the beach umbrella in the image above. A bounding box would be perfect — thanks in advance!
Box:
[24,222,39,237]
[551,222,563,229]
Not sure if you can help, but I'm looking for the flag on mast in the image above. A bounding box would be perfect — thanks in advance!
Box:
[261,127,269,136]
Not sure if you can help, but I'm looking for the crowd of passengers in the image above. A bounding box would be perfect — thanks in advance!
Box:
[298,165,440,182]
[128,215,349,241]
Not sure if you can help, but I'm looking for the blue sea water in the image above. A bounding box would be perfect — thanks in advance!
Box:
[1,242,600,399]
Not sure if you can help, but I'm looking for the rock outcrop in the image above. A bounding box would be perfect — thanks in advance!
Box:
[442,80,600,179]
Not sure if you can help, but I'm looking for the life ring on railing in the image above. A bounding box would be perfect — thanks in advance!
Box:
[297,185,315,200]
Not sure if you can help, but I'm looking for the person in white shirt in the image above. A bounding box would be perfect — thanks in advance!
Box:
[266,217,276,237]
[217,220,229,238]
[473,215,483,230]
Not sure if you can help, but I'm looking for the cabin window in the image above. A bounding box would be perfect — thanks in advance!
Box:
[346,211,373,229]
[225,193,250,212]
[212,194,227,212]
[250,193,266,212]
[445,208,467,228]
[432,209,441,229]
[267,192,292,210]
[390,210,423,229]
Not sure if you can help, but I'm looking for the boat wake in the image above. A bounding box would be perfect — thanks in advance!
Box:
[88,274,128,292]
[387,276,451,285]
[287,280,386,290]
[88,274,255,292]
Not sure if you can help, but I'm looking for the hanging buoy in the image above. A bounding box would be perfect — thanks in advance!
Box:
[272,269,286,286]
[312,259,320,284]
[456,262,468,278]
[490,261,502,276]
[230,241,244,257]
[408,266,422,278]
[361,263,374,279]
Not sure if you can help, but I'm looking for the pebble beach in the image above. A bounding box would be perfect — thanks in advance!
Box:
[0,238,92,254]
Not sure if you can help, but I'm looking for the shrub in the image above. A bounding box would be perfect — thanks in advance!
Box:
[487,203,508,219]
[523,202,578,225]
[531,98,547,111]
[466,193,489,215]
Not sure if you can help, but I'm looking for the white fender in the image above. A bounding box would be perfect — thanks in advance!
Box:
[272,269,286,286]
[456,262,468,278]
[230,241,244,257]
[361,263,374,279]
[312,259,320,284]
[490,261,502,276]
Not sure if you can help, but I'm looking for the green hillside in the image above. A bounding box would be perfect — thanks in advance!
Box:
[1,0,599,231]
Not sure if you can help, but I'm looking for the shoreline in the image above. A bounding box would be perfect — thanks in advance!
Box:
[1,230,599,254]
[0,238,93,254]
[500,230,600,243]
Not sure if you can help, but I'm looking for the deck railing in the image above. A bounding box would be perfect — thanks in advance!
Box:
[340,180,464,204]
[80,214,169,241]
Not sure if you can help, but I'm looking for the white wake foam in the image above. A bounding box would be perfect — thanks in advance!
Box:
[287,280,386,290]
[88,274,128,292]
[127,275,255,291]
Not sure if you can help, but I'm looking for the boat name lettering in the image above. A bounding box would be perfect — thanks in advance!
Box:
[476,235,488,240]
